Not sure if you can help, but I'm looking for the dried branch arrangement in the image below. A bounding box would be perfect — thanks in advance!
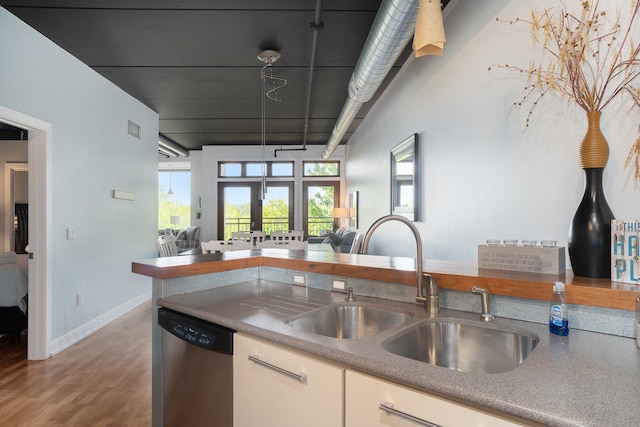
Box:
[491,1,640,182]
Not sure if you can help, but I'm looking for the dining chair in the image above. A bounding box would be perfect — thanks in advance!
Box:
[232,230,266,248]
[201,239,252,254]
[260,239,306,250]
[271,230,304,242]
[156,235,178,257]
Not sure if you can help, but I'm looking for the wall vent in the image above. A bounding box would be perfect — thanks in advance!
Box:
[128,120,141,139]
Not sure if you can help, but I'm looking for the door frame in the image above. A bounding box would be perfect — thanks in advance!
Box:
[0,105,51,360]
[217,182,261,238]
[218,181,294,238]
[302,181,341,238]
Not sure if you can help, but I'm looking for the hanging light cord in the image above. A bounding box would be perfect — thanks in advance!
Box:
[259,58,287,199]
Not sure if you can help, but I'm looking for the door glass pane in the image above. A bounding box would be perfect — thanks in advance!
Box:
[223,187,251,239]
[262,186,290,235]
[307,185,335,236]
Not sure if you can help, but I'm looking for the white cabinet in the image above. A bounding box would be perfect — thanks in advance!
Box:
[233,333,344,427]
[345,370,530,427]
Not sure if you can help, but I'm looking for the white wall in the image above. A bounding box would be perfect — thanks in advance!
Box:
[0,8,158,345]
[346,0,639,263]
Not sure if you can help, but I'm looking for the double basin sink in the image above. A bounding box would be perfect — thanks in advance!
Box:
[285,303,538,374]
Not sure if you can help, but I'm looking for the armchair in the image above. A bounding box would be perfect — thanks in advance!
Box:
[174,226,201,254]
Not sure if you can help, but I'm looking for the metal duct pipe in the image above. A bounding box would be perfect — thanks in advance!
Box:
[158,146,178,158]
[321,0,419,159]
[158,134,190,157]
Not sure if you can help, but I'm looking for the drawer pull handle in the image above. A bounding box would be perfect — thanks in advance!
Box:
[248,354,307,383]
[379,402,441,427]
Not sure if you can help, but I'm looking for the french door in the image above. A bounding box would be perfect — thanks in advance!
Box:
[218,182,293,239]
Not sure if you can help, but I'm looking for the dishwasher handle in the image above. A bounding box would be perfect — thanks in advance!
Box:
[248,354,307,383]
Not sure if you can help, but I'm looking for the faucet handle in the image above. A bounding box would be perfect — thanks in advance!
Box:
[471,285,494,322]
[345,287,355,302]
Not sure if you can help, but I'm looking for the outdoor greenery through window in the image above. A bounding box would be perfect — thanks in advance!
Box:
[217,160,340,238]
[159,169,191,230]
[303,161,339,177]
[306,183,337,236]
[219,183,293,239]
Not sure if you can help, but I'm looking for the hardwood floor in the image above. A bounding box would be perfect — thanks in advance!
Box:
[0,301,152,426]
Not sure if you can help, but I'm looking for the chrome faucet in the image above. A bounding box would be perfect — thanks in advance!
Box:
[361,215,439,316]
[471,286,494,322]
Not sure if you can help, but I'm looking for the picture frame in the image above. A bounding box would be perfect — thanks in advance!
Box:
[390,133,419,221]
[348,191,359,229]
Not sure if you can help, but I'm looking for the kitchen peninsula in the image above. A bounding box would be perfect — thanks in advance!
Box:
[133,249,640,427]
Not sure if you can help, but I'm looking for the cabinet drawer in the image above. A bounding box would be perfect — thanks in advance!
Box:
[234,333,344,427]
[346,370,531,427]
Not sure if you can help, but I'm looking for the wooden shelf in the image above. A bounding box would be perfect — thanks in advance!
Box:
[132,250,639,311]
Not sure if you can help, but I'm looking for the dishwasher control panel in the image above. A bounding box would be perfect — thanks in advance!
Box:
[158,307,235,354]
[169,321,214,349]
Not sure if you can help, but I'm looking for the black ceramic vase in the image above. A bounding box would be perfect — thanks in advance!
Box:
[568,168,615,278]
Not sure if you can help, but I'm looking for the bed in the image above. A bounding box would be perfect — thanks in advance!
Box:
[0,253,28,344]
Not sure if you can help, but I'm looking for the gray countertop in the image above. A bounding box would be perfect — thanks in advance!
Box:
[158,280,640,427]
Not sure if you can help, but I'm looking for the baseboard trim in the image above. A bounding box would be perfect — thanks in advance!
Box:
[50,292,151,356]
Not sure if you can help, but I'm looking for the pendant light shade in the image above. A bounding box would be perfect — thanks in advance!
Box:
[167,170,174,195]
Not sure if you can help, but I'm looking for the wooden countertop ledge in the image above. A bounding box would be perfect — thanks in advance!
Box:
[132,249,639,311]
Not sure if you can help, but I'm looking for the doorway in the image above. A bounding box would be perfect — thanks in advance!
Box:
[0,105,50,360]
[217,182,293,239]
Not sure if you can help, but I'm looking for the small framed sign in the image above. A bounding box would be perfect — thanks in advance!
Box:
[612,220,640,284]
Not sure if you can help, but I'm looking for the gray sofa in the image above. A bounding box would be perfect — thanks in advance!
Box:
[174,226,201,253]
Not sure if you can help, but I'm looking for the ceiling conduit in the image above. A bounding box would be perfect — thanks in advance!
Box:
[321,0,419,159]
[274,0,324,157]
[159,134,190,158]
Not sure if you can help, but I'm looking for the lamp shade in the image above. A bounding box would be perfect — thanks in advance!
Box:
[413,0,446,57]
[333,207,348,218]
[170,215,181,226]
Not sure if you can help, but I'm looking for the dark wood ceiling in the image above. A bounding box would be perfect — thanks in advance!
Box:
[0,1,447,150]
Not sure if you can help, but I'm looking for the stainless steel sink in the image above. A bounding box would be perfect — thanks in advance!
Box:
[383,319,538,373]
[286,304,412,339]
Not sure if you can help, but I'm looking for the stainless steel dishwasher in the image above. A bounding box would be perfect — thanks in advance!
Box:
[158,307,235,427]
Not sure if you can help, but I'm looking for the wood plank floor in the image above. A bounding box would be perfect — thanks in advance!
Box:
[0,301,152,426]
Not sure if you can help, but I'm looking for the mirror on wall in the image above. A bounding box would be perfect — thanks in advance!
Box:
[390,133,419,221]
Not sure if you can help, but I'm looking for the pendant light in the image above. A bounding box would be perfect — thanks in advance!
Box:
[167,169,174,195]
[257,50,287,200]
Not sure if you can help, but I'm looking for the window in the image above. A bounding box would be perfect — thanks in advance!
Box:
[219,161,294,178]
[216,159,340,239]
[220,163,242,177]
[303,181,340,237]
[272,162,294,176]
[303,161,339,177]
[159,167,191,230]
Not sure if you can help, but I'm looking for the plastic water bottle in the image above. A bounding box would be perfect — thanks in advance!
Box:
[549,282,569,336]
